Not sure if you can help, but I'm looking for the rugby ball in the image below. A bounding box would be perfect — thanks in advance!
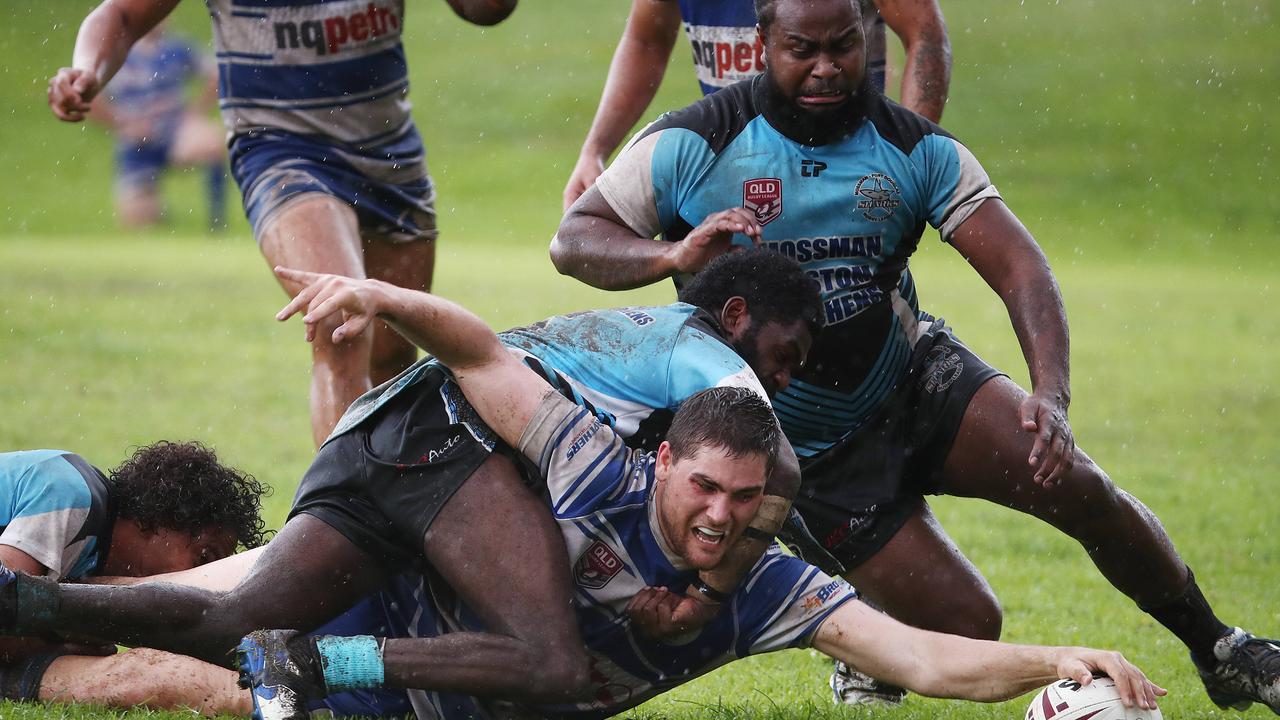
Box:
[1026,677,1163,720]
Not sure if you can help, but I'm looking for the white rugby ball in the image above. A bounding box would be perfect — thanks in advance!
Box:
[1026,677,1163,720]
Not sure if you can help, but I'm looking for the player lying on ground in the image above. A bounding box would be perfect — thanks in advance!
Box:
[49,0,517,447]
[0,442,266,707]
[0,253,825,715]
[230,267,1164,719]
[551,0,1280,711]
[564,0,950,210]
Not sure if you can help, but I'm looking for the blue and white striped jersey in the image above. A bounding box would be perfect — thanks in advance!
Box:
[0,451,114,580]
[105,33,207,142]
[376,393,856,719]
[207,0,425,184]
[332,303,767,448]
[676,0,888,95]
[595,79,999,459]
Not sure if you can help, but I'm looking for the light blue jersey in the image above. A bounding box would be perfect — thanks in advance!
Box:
[333,303,767,447]
[372,394,856,719]
[595,79,1000,459]
[0,451,114,580]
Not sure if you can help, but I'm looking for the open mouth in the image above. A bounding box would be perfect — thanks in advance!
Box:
[693,526,726,545]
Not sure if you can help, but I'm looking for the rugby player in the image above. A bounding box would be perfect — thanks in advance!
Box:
[48,0,518,447]
[0,441,266,707]
[549,0,1280,712]
[564,0,949,209]
[0,252,823,714]
[234,267,1164,719]
[86,22,227,230]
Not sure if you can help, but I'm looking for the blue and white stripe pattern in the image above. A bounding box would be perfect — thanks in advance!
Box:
[372,394,857,719]
[0,451,113,580]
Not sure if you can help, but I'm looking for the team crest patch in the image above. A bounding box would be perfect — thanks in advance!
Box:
[854,173,902,222]
[575,540,624,589]
[743,178,783,225]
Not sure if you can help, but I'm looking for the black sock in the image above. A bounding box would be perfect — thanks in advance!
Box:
[0,651,65,701]
[1141,567,1231,667]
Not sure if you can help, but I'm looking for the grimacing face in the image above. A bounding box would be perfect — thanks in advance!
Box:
[653,442,768,571]
[760,0,867,114]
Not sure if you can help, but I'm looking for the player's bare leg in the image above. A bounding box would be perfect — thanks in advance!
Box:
[4,514,389,665]
[362,233,435,385]
[939,376,1188,608]
[939,376,1280,712]
[39,649,249,717]
[841,500,1002,641]
[116,182,162,228]
[261,195,373,446]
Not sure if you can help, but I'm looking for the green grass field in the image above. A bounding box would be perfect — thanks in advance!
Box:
[1,0,1278,718]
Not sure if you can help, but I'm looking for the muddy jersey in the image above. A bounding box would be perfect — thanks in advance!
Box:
[331,303,767,448]
[594,78,999,458]
[207,0,426,184]
[0,451,114,580]
[677,0,888,95]
[375,393,857,720]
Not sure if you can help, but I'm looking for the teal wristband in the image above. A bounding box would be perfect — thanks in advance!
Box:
[315,635,385,691]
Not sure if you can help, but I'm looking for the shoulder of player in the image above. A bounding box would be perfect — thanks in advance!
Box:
[636,79,762,155]
[8,451,97,499]
[862,92,958,156]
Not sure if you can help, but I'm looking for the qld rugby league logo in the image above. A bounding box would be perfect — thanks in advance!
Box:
[743,178,782,225]
[854,173,902,222]
[575,540,624,589]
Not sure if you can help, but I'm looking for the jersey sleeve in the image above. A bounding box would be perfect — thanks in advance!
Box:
[664,322,769,409]
[518,391,650,519]
[595,126,716,239]
[1,454,94,579]
[911,134,1002,242]
[731,548,859,656]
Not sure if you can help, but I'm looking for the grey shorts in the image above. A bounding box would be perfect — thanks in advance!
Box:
[788,321,1003,571]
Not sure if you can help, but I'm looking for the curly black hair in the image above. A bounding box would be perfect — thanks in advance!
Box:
[678,247,823,336]
[107,441,271,550]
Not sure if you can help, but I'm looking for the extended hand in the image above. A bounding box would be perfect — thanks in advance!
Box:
[48,68,100,122]
[1054,649,1166,711]
[1020,392,1074,487]
[274,267,385,345]
[667,208,762,275]
[625,586,720,642]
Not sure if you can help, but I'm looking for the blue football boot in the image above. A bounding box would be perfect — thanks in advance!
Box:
[236,629,324,720]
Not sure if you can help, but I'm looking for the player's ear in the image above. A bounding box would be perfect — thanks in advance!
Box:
[656,441,674,482]
[720,296,750,336]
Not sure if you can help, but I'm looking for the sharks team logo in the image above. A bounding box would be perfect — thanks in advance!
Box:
[854,173,902,222]
[743,178,782,225]
[575,540,624,589]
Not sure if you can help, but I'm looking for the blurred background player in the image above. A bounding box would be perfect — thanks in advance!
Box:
[49,0,518,448]
[0,441,268,706]
[88,23,227,231]
[563,0,949,209]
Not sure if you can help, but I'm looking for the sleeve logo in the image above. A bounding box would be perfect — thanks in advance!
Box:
[743,178,783,225]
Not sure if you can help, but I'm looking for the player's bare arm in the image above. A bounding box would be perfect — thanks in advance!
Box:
[48,0,180,122]
[814,599,1165,709]
[563,0,683,210]
[949,200,1074,487]
[553,186,762,290]
[275,267,548,449]
[443,0,517,26]
[875,0,950,122]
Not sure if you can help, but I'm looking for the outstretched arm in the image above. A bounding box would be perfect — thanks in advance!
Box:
[814,599,1165,708]
[275,268,547,448]
[949,200,1073,486]
[875,0,950,122]
[563,0,682,210]
[48,0,179,122]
